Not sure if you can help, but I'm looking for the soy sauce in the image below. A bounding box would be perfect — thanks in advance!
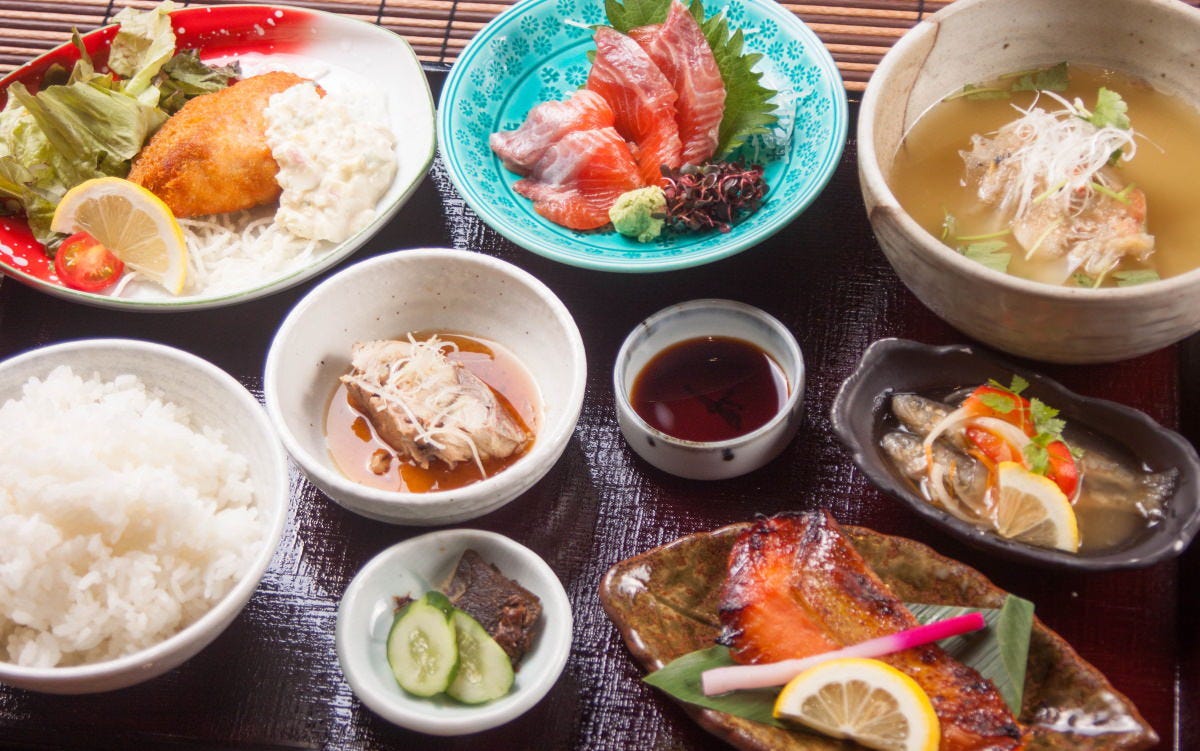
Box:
[630,336,788,442]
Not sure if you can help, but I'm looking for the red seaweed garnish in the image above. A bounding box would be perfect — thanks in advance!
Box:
[661,161,767,233]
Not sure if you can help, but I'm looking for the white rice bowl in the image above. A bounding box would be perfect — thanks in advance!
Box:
[0,340,288,693]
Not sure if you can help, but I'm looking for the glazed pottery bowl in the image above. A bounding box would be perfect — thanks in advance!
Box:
[830,338,1200,570]
[613,299,804,480]
[336,529,572,734]
[858,0,1200,363]
[0,339,289,693]
[264,248,587,525]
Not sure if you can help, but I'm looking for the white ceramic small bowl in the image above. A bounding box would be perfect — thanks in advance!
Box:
[0,339,288,694]
[859,0,1200,363]
[264,248,587,525]
[335,529,572,735]
[613,299,805,480]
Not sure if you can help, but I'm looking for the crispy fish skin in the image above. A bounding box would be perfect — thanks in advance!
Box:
[127,71,309,217]
[719,512,1025,751]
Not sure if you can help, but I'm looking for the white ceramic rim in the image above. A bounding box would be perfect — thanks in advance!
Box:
[263,247,587,512]
[0,338,289,686]
[334,529,573,735]
[857,0,1200,303]
[612,298,805,450]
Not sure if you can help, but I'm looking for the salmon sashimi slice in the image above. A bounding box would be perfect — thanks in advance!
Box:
[513,126,643,230]
[489,90,616,176]
[630,0,726,165]
[719,512,1026,751]
[587,27,683,186]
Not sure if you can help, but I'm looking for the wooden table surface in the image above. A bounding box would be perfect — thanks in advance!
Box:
[0,57,1197,751]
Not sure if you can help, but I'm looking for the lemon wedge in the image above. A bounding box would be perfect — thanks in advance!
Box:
[993,461,1080,552]
[774,657,939,751]
[51,177,188,295]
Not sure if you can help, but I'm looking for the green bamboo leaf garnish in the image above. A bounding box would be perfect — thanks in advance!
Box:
[644,595,1035,724]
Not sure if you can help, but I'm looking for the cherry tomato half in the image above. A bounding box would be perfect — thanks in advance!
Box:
[53,231,124,292]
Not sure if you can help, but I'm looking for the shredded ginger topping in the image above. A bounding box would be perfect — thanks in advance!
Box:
[960,91,1155,282]
[342,336,498,477]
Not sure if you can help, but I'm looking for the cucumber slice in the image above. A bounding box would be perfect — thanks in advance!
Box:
[446,609,515,704]
[387,593,459,697]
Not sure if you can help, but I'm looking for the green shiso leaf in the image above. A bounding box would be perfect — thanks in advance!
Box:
[644,595,1034,725]
[604,0,670,32]
[699,2,778,157]
[962,240,1011,273]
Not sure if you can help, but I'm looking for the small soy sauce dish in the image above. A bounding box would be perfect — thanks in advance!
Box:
[830,338,1200,570]
[613,299,804,480]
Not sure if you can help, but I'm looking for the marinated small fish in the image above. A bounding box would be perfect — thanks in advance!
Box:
[890,392,1174,515]
[881,431,989,521]
[340,337,529,475]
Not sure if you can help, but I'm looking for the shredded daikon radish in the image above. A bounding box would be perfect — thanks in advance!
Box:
[176,209,321,296]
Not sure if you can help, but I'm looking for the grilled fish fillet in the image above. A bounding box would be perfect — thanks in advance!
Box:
[128,71,309,217]
[719,511,1025,751]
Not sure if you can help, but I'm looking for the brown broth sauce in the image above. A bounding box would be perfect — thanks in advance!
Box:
[325,333,539,492]
[889,65,1200,283]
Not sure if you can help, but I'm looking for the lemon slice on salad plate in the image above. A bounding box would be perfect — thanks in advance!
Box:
[52,177,188,295]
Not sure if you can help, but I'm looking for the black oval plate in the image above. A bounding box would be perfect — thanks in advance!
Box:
[830,338,1200,570]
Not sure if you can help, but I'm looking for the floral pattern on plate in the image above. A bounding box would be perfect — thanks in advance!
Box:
[437,0,848,272]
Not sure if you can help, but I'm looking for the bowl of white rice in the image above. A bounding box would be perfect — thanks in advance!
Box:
[0,339,289,693]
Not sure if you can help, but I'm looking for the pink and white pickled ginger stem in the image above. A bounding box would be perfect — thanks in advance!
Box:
[700,612,987,696]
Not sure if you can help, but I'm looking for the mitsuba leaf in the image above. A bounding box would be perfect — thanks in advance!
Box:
[1088,87,1131,130]
[644,595,1035,726]
[962,240,1011,273]
[1010,62,1069,93]
[1113,268,1159,286]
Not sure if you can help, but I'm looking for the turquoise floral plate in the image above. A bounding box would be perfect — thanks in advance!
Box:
[437,0,848,272]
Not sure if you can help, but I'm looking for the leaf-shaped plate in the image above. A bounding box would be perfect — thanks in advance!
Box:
[598,522,1157,751]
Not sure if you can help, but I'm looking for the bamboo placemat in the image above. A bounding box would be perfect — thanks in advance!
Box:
[0,0,950,92]
[3,1,1199,93]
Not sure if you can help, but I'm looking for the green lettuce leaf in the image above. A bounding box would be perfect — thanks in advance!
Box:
[644,595,1034,727]
[109,0,178,99]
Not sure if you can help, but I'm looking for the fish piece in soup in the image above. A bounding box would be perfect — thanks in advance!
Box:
[340,337,530,475]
